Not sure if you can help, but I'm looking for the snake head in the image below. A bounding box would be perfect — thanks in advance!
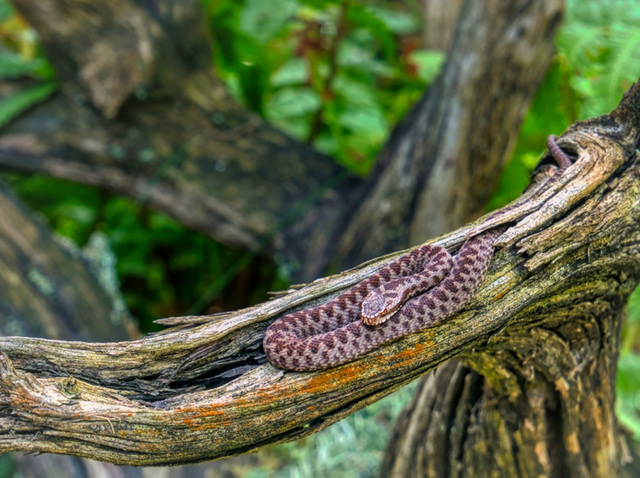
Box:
[361,289,404,326]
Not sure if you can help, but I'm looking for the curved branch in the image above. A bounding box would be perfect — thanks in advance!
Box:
[1,86,639,465]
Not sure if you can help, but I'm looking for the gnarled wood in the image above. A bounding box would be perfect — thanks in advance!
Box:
[380,86,640,477]
[1,81,640,469]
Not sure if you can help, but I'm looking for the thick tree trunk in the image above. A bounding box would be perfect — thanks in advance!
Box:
[381,330,625,477]
[2,83,640,471]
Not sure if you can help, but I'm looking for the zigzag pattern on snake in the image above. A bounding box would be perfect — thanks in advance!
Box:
[262,135,574,372]
[263,228,502,371]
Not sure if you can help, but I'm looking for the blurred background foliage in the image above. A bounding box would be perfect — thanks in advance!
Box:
[2,0,640,475]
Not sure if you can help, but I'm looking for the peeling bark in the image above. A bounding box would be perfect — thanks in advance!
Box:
[2,82,640,471]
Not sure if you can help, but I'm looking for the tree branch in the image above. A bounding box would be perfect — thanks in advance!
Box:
[2,83,639,465]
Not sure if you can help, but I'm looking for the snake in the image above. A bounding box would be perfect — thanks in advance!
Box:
[263,136,573,371]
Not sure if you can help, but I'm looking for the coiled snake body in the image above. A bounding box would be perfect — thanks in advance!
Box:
[263,135,572,372]
[263,229,501,371]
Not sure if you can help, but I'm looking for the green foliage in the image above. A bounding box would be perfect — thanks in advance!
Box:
[240,0,299,43]
[0,80,56,128]
[0,1,57,128]
[6,175,288,330]
[489,0,640,210]
[204,0,442,174]
[559,0,640,118]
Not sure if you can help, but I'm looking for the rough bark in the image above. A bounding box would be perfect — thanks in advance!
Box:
[0,0,562,280]
[421,0,463,51]
[2,82,640,472]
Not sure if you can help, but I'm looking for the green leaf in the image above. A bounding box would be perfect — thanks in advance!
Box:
[558,0,640,118]
[332,74,378,107]
[337,40,395,78]
[0,53,54,80]
[338,108,387,142]
[346,5,396,63]
[267,87,321,117]
[408,50,445,83]
[240,0,299,42]
[0,0,13,22]
[271,58,307,87]
[0,81,57,128]
[365,5,421,35]
[266,87,320,137]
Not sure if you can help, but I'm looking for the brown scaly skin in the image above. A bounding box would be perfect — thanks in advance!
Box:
[263,231,500,371]
[263,135,574,372]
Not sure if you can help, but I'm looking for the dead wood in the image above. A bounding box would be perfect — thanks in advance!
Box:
[1,81,640,469]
